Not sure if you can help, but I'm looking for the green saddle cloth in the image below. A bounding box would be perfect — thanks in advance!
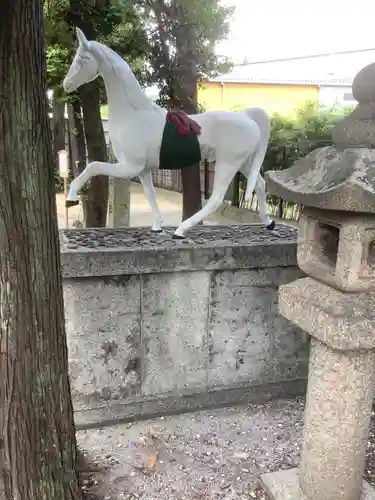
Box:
[159,119,201,170]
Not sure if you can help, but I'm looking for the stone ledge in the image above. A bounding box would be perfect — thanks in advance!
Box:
[74,378,307,430]
[60,224,298,277]
[279,277,375,350]
[265,147,375,213]
[260,467,375,500]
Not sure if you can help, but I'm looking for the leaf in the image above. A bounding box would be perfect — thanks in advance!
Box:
[143,453,157,471]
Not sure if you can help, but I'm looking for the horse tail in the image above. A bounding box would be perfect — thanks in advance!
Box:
[242,107,271,201]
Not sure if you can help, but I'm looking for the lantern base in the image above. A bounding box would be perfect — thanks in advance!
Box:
[261,468,375,500]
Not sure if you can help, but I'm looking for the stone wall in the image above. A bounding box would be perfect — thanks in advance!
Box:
[61,225,309,428]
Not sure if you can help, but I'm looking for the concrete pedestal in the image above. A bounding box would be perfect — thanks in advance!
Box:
[260,277,375,500]
[60,224,309,427]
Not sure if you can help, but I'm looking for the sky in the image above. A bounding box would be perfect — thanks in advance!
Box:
[217,0,375,63]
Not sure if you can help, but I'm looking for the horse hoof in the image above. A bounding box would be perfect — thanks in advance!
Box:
[151,229,163,234]
[66,200,80,208]
[266,220,276,231]
[172,234,185,240]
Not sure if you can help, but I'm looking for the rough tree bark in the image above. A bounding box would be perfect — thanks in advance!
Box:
[66,1,109,227]
[0,1,82,499]
[79,79,109,227]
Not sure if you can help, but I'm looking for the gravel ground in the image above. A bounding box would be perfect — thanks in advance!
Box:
[77,398,304,500]
[77,399,375,500]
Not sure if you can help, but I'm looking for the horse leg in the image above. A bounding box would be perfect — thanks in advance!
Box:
[255,174,275,230]
[240,156,275,231]
[66,161,144,205]
[243,162,259,203]
[138,170,163,232]
[173,163,238,239]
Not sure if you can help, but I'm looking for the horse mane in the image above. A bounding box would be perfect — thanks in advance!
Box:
[89,41,163,114]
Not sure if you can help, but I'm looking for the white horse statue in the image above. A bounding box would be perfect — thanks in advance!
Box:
[63,28,275,238]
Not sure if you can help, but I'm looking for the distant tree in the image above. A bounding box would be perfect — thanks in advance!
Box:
[0,0,82,498]
[139,0,234,220]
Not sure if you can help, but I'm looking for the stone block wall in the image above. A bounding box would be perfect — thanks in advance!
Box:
[61,225,308,428]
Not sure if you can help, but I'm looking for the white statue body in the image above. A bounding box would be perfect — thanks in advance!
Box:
[63,28,275,238]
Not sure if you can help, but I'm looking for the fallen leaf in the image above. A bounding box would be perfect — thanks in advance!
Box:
[143,453,157,472]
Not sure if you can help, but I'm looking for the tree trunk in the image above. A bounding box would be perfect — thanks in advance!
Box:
[79,80,109,227]
[67,100,86,177]
[180,163,202,220]
[0,2,82,499]
[174,7,202,221]
[66,2,109,227]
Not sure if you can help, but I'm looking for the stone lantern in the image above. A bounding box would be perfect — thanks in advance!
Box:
[260,62,375,500]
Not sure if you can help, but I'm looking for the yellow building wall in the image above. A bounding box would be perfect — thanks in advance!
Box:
[198,81,319,116]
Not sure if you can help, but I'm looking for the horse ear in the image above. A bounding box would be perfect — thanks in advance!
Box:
[76,28,89,49]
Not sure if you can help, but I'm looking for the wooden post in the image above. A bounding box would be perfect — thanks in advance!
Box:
[204,160,210,200]
[232,172,240,207]
[64,178,69,228]
[107,178,131,228]
[106,146,130,228]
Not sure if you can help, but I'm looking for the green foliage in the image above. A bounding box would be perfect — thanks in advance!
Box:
[45,0,234,107]
[101,104,109,118]
[237,103,352,203]
[44,0,151,101]
[136,0,234,107]
[262,102,352,174]
[228,101,351,175]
